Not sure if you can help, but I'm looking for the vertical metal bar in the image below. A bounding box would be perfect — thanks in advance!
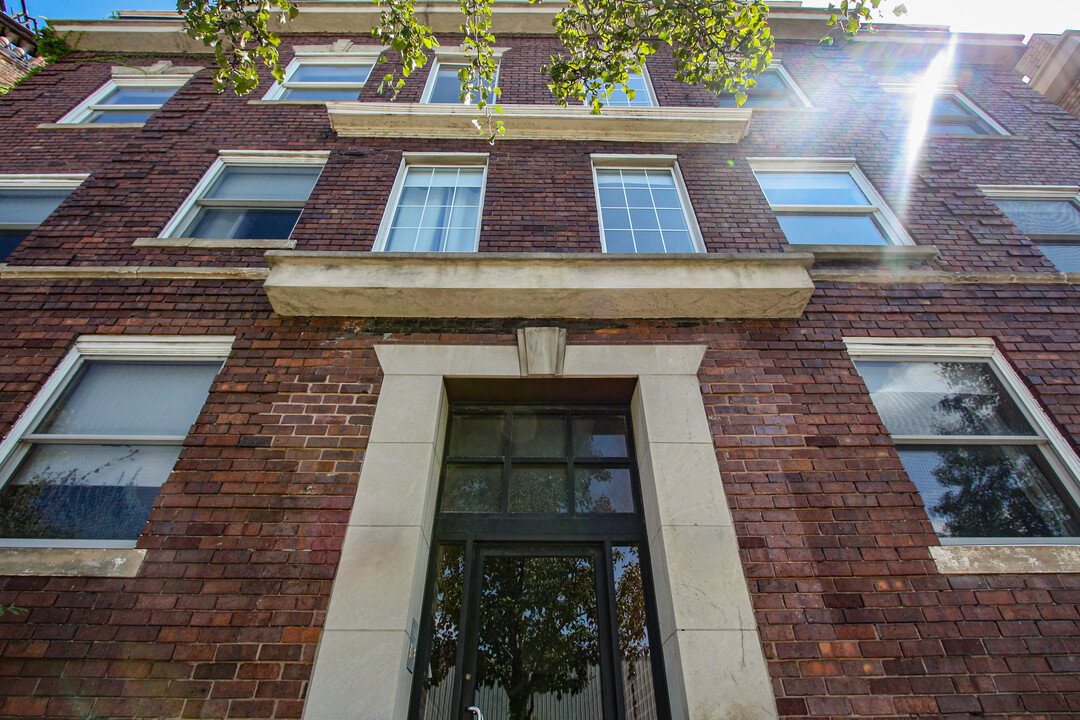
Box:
[604,540,628,719]
[450,538,476,719]
[501,410,512,513]
[594,542,620,720]
[566,409,576,515]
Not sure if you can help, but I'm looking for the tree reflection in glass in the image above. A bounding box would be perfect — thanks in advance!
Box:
[613,546,658,720]
[418,545,464,720]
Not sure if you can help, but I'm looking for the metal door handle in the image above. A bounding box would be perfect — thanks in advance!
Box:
[466,707,484,720]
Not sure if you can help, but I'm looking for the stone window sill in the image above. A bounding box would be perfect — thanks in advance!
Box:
[37,122,145,129]
[783,243,940,263]
[134,237,296,249]
[931,544,1080,574]
[0,546,146,577]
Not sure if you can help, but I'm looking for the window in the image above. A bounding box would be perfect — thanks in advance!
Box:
[376,155,487,252]
[716,64,810,107]
[0,174,87,260]
[981,186,1080,272]
[57,75,188,125]
[0,336,232,548]
[845,337,1080,544]
[421,58,499,104]
[160,151,327,240]
[587,69,656,107]
[927,93,1004,135]
[412,404,668,719]
[749,158,913,246]
[262,53,375,100]
[592,156,702,253]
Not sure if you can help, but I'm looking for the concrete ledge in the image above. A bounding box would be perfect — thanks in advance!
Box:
[326,102,752,143]
[135,237,297,249]
[36,122,145,130]
[785,243,940,263]
[0,547,146,577]
[263,251,815,319]
[931,545,1080,574]
[812,269,1080,285]
[0,265,268,280]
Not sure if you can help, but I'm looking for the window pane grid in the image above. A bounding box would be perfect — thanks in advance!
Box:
[596,168,695,253]
[385,166,484,252]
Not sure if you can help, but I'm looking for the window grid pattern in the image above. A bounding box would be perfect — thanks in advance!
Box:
[383,166,484,252]
[595,168,696,253]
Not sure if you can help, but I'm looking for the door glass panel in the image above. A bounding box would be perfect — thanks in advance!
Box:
[448,414,506,457]
[442,465,502,513]
[613,546,659,720]
[417,545,464,720]
[508,466,568,513]
[511,413,566,458]
[573,416,629,458]
[575,467,634,514]
[473,555,603,720]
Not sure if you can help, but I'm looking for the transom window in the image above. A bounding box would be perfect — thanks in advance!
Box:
[161,152,327,241]
[751,158,912,246]
[378,160,486,252]
[0,337,231,548]
[58,76,188,125]
[263,56,374,100]
[716,65,809,107]
[0,174,87,260]
[982,187,1080,272]
[846,338,1080,543]
[593,161,701,253]
[412,405,668,720]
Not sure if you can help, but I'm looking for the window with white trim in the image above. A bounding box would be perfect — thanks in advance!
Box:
[262,53,375,101]
[0,336,232,548]
[981,186,1080,272]
[592,157,702,253]
[421,58,500,104]
[160,151,327,240]
[927,93,1004,135]
[376,155,487,252]
[587,69,656,107]
[57,75,189,125]
[846,338,1080,543]
[0,174,88,260]
[716,64,811,108]
[750,158,913,246]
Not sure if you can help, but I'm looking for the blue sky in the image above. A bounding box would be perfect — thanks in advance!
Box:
[25,0,1080,38]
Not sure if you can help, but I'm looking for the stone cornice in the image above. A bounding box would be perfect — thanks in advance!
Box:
[0,265,268,280]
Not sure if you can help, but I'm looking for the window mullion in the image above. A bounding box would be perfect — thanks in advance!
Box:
[891,435,1046,445]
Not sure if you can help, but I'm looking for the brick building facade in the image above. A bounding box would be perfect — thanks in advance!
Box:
[1,3,1079,719]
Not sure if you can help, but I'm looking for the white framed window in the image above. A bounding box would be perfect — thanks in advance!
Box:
[421,47,506,104]
[880,83,1009,137]
[0,335,233,549]
[845,337,1080,545]
[716,63,811,108]
[749,157,913,246]
[586,68,657,108]
[159,150,328,240]
[0,174,88,261]
[262,47,380,101]
[592,155,703,253]
[375,153,488,252]
[980,185,1080,272]
[57,75,189,125]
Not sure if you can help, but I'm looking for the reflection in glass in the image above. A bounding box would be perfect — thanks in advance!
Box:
[474,555,602,720]
[899,446,1080,538]
[856,361,1034,437]
[994,199,1080,236]
[509,467,568,513]
[573,416,629,458]
[512,414,566,458]
[613,546,659,720]
[756,172,869,206]
[575,467,634,513]
[442,465,502,513]
[449,414,506,457]
[1039,243,1080,273]
[418,545,464,720]
[777,214,887,245]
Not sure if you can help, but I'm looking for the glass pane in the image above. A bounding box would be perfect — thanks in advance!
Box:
[448,414,505,457]
[596,168,690,253]
[576,467,634,513]
[574,416,629,458]
[187,208,301,240]
[856,361,1035,437]
[1039,243,1080,272]
[0,230,28,261]
[757,172,870,206]
[39,361,221,436]
[930,96,975,117]
[426,64,494,104]
[591,72,652,107]
[473,555,602,720]
[511,414,566,458]
[898,446,1080,538]
[442,465,502,513]
[88,109,153,124]
[508,466,568,513]
[994,200,1080,236]
[0,189,72,224]
[613,546,659,720]
[99,87,176,105]
[205,166,321,202]
[386,167,484,252]
[289,64,372,84]
[0,444,182,540]
[279,88,361,101]
[417,545,464,720]
[777,214,888,245]
[716,70,797,107]
[929,119,991,135]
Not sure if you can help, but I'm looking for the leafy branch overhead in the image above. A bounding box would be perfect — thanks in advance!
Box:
[180,0,905,133]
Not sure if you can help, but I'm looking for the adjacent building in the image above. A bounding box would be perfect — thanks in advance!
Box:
[0,2,1079,719]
